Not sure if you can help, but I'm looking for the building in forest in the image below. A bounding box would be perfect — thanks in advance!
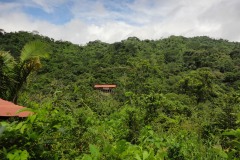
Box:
[94,84,117,93]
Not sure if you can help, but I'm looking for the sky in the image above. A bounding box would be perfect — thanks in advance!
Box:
[0,0,240,44]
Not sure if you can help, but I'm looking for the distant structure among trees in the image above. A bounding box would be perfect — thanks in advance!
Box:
[94,84,117,93]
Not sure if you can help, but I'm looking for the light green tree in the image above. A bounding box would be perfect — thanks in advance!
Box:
[177,68,216,103]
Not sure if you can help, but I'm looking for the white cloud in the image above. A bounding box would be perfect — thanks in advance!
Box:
[27,0,68,13]
[0,2,21,13]
[1,0,240,44]
[198,0,240,41]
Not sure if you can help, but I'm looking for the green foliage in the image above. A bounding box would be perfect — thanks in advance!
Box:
[6,150,29,160]
[0,51,16,100]
[0,40,51,103]
[20,40,50,61]
[177,68,216,102]
[1,31,240,159]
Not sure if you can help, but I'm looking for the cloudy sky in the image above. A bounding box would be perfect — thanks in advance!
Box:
[0,0,240,44]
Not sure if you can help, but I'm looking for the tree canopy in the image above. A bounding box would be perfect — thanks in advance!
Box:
[0,31,240,159]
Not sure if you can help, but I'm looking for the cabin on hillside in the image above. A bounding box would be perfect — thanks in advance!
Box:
[94,84,117,93]
[0,98,33,119]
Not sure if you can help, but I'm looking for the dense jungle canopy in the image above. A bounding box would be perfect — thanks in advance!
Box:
[0,31,240,159]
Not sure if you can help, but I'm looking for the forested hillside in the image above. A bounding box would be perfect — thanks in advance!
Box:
[1,31,240,159]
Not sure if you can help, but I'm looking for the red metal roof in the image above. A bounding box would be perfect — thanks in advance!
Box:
[94,84,117,88]
[0,99,33,117]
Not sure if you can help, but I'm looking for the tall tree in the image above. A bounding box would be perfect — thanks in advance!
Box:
[0,40,51,103]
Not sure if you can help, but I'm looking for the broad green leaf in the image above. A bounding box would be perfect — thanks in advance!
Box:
[29,114,37,123]
[20,150,29,160]
[20,124,27,134]
[212,145,228,159]
[135,154,142,160]
[15,122,24,130]
[223,129,240,138]
[143,150,149,160]
[53,124,61,129]
[7,152,15,160]
[89,144,100,158]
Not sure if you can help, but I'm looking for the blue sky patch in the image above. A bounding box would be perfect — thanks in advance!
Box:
[23,4,73,25]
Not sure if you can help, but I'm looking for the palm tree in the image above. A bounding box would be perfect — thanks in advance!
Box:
[0,40,51,103]
[0,51,16,100]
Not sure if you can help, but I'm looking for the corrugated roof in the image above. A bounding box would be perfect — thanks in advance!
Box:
[0,99,33,117]
[94,84,117,88]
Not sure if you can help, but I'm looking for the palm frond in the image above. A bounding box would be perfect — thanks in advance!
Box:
[0,51,16,70]
[0,51,16,100]
[20,40,51,62]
